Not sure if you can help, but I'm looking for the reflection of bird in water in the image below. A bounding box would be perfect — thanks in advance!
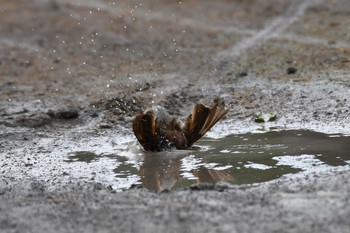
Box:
[133,103,228,151]
[139,153,235,192]
[193,166,235,184]
[139,153,183,192]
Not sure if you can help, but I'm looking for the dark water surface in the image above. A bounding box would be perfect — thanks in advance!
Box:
[67,130,350,191]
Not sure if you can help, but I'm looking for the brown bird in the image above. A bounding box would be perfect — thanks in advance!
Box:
[132,103,228,151]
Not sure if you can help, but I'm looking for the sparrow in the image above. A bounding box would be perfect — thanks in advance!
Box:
[132,103,228,151]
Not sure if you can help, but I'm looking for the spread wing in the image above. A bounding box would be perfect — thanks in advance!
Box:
[132,110,161,151]
[182,103,228,147]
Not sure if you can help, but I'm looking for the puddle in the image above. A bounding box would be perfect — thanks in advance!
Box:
[66,130,350,191]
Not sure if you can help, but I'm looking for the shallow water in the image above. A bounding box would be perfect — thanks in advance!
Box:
[66,130,350,191]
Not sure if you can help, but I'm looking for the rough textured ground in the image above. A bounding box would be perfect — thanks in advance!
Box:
[1,168,350,233]
[1,0,349,232]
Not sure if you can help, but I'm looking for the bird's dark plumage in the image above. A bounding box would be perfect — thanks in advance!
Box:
[132,103,228,151]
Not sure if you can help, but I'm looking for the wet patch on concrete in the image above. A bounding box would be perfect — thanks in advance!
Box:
[59,130,350,192]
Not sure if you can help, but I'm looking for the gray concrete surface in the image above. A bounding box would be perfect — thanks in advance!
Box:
[1,0,350,232]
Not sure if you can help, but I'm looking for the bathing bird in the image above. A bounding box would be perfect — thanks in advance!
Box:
[132,103,228,151]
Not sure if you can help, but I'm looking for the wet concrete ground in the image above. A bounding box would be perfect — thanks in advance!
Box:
[1,0,350,232]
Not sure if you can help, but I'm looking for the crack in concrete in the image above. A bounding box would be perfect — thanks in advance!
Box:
[215,0,324,61]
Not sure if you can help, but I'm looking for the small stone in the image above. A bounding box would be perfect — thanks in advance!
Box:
[56,107,79,119]
[286,67,297,74]
[236,72,248,78]
[99,123,113,129]
[48,106,79,119]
